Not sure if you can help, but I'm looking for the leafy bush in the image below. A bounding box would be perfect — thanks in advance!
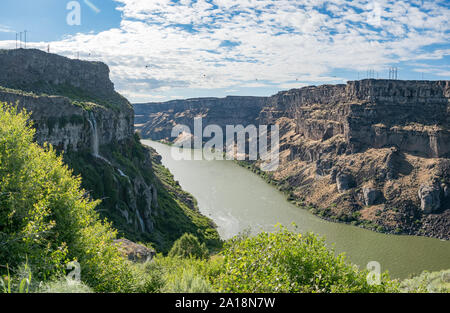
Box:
[128,261,165,293]
[169,233,209,259]
[146,254,222,293]
[401,269,450,293]
[163,268,214,293]
[215,226,400,293]
[0,103,133,292]
[0,262,92,293]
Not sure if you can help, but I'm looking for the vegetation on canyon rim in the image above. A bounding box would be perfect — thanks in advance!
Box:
[0,103,446,293]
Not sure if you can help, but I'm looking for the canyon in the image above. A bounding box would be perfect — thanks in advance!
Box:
[135,79,450,240]
[135,96,267,141]
[0,49,219,252]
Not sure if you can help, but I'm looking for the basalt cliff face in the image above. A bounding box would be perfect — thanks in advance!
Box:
[0,89,133,152]
[136,79,450,239]
[261,80,450,158]
[0,49,133,151]
[0,49,219,252]
[0,48,125,105]
[135,96,267,140]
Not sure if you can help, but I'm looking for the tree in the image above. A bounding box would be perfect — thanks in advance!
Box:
[169,233,209,259]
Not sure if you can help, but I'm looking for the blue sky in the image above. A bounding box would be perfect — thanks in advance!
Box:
[0,0,449,102]
[0,1,121,41]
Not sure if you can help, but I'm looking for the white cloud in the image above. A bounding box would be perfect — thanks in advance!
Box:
[0,0,448,101]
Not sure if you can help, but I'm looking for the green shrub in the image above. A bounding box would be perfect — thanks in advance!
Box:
[169,233,209,259]
[215,226,399,293]
[0,103,133,292]
[129,261,165,293]
[148,254,222,293]
[376,226,385,232]
[163,268,214,293]
[401,269,450,293]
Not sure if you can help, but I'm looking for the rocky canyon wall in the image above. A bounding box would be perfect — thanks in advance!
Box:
[0,49,207,251]
[260,80,450,158]
[0,89,133,152]
[135,96,267,140]
[136,79,450,239]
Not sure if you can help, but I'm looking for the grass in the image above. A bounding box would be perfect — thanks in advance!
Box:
[0,83,128,112]
[37,279,93,293]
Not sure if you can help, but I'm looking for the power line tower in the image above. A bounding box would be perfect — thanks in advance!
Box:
[365,69,377,79]
[389,67,398,80]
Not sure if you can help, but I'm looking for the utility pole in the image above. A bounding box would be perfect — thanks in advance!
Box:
[389,67,395,80]
[15,33,18,49]
[389,67,398,80]
[19,32,22,48]
[24,30,27,49]
[366,69,376,79]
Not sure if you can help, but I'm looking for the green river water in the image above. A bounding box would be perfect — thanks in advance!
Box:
[143,140,450,279]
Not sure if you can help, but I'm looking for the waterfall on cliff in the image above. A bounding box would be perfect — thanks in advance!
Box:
[88,112,100,157]
[87,113,116,168]
[136,210,146,233]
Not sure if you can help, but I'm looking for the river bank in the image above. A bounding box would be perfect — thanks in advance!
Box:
[234,160,438,238]
[142,140,450,279]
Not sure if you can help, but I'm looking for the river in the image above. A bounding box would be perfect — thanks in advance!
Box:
[143,140,450,279]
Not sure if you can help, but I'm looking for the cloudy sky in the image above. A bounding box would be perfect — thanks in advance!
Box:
[0,0,449,102]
